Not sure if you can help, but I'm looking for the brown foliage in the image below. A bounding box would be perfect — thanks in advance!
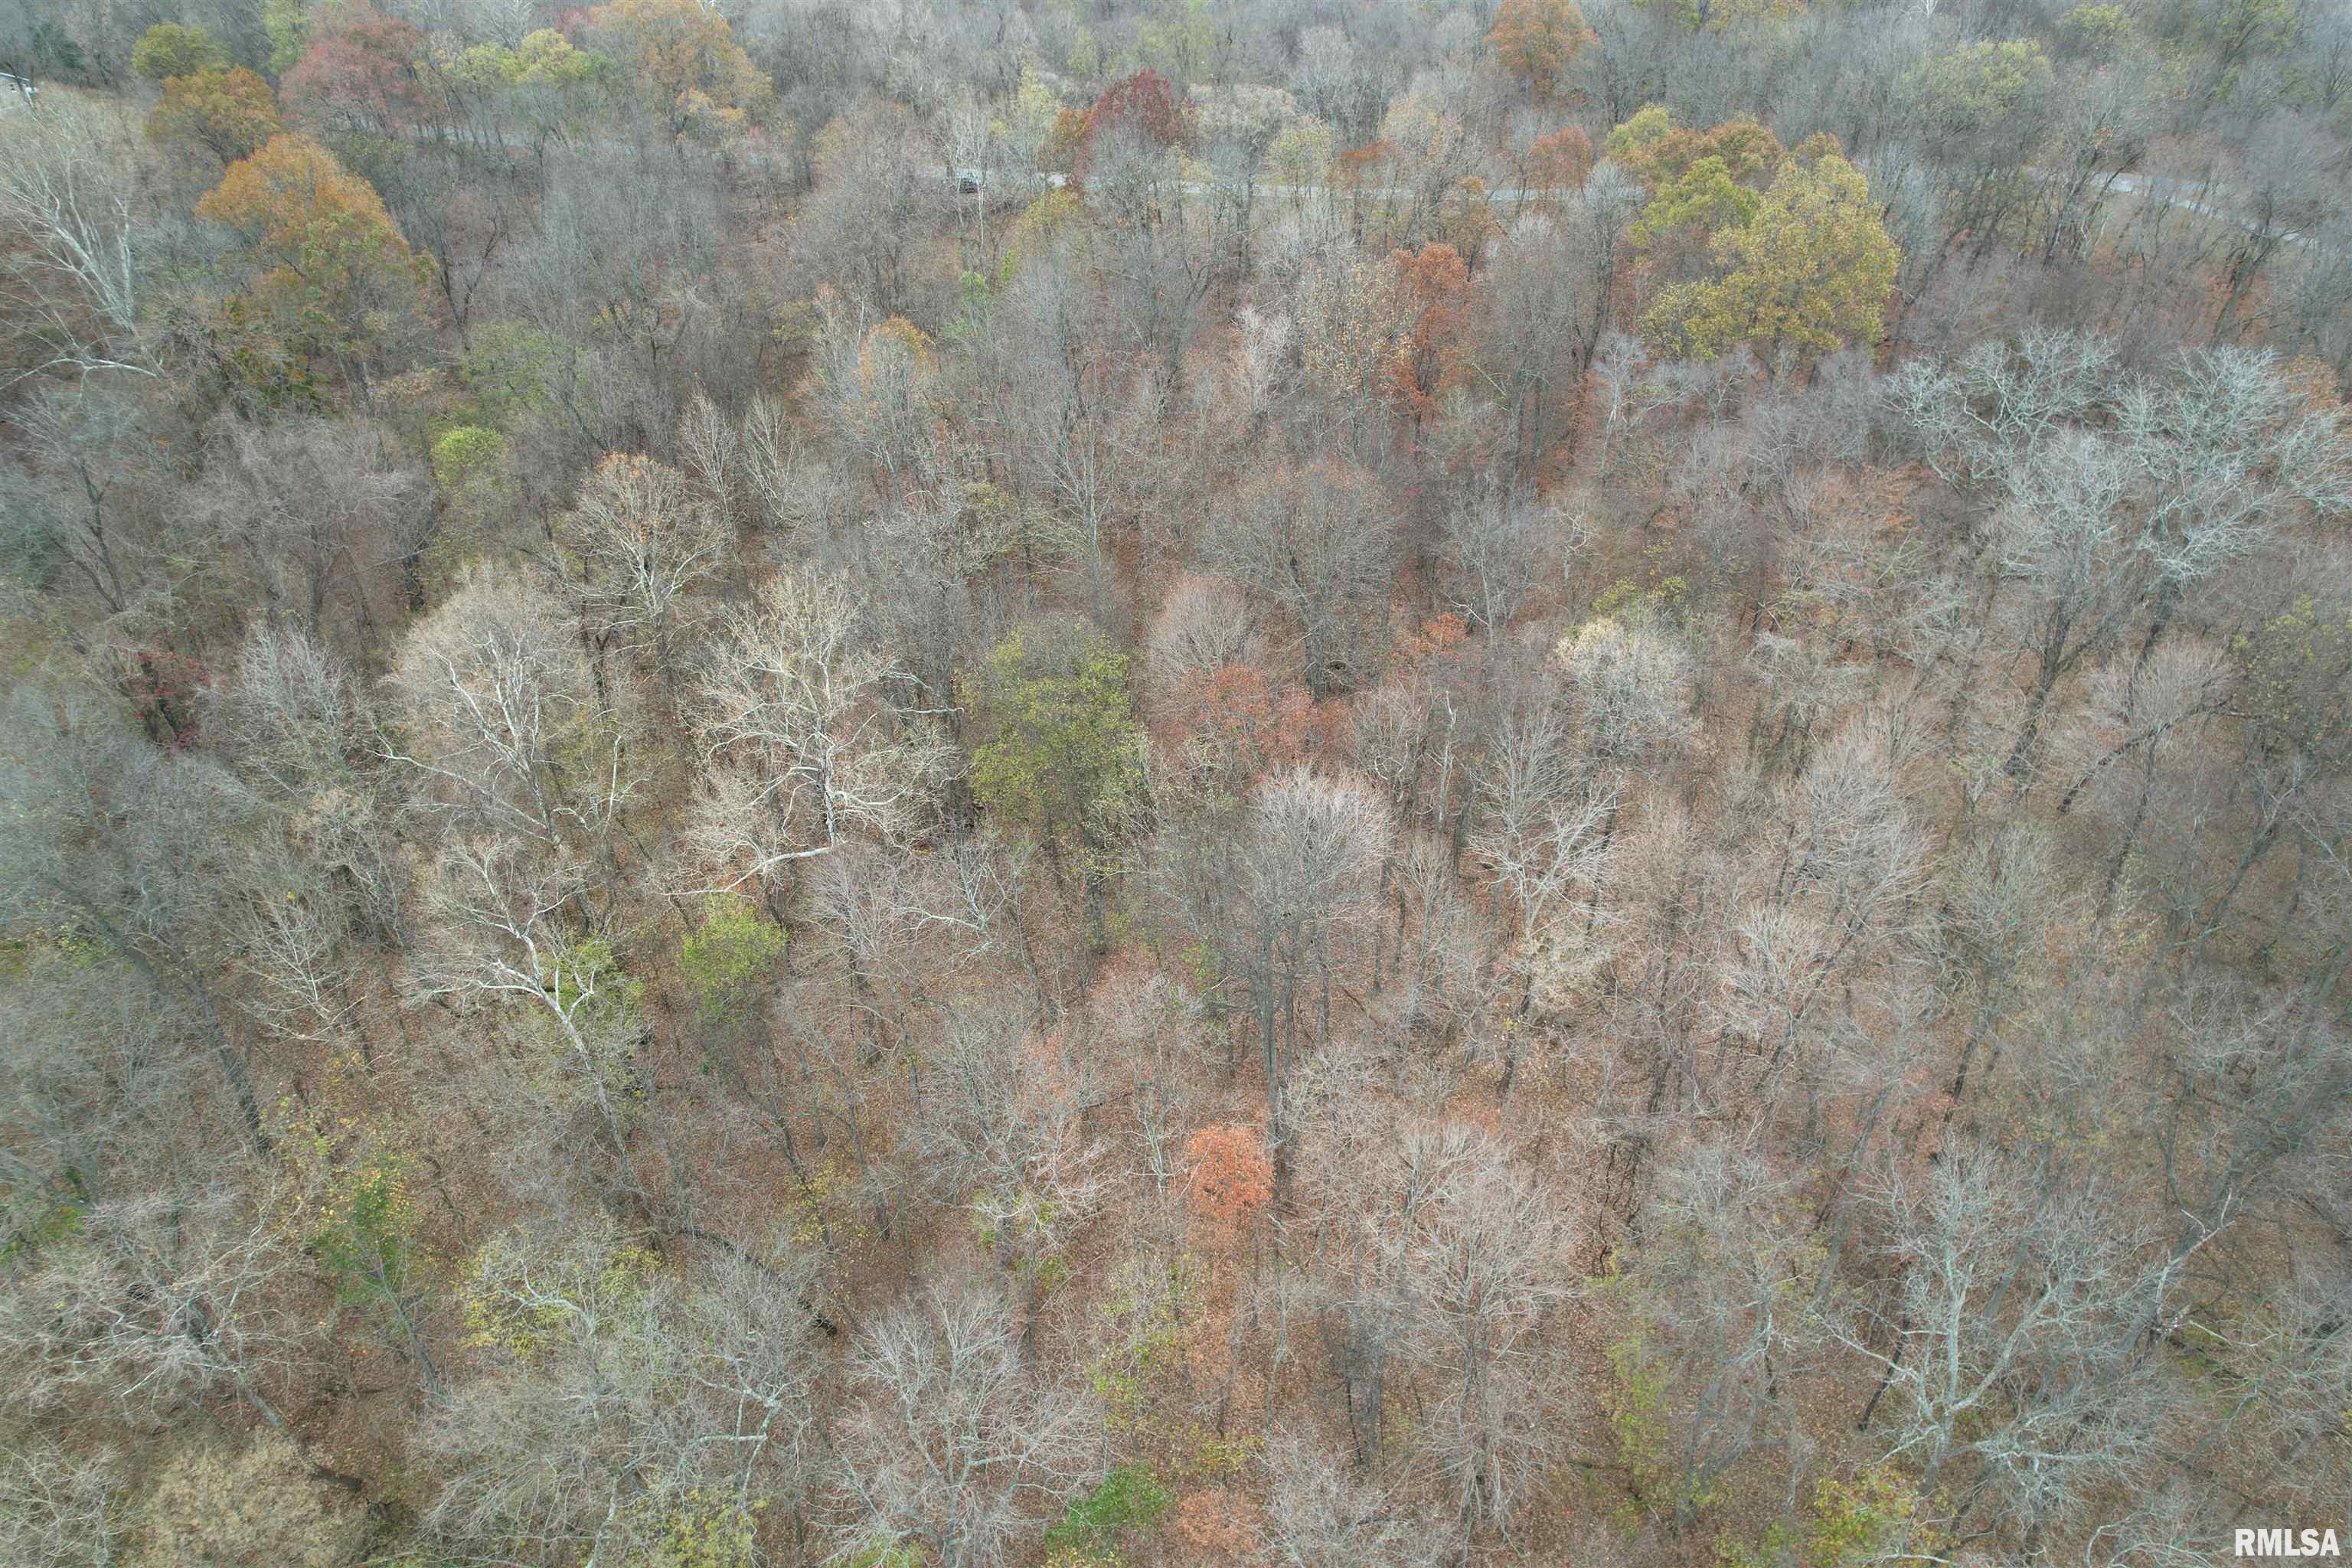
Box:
[1385,243,1477,424]
[282,3,430,134]
[1488,0,1599,98]
[130,1434,365,1568]
[1616,113,1787,191]
[1168,662,1317,789]
[1528,125,1596,191]
[1168,1488,1262,1559]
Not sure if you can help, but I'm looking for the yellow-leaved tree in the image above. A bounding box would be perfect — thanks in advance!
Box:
[147,67,283,166]
[1641,150,1897,368]
[1635,0,1805,28]
[131,21,230,81]
[590,0,774,146]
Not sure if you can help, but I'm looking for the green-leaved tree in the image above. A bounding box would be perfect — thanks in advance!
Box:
[1642,151,1898,368]
[968,627,1145,954]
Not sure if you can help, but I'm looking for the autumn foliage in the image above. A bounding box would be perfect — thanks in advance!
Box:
[1396,611,1473,664]
[132,22,230,82]
[590,0,774,144]
[1641,150,1898,362]
[147,68,283,165]
[1168,662,1317,789]
[1527,125,1596,193]
[1488,0,1599,99]
[1073,67,1186,181]
[283,2,432,133]
[1609,106,1788,192]
[195,133,426,359]
[1185,1125,1274,1229]
[12,2,2349,1562]
[1334,139,1400,193]
[1168,1488,1262,1558]
[1385,243,1477,424]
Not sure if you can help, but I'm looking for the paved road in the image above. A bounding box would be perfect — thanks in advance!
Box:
[976,158,2328,256]
[2099,169,2319,250]
[270,110,2344,263]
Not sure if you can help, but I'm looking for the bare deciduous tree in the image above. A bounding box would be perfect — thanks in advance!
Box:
[0,1442,121,1568]
[0,95,152,383]
[1390,1127,1576,1537]
[829,1281,1099,1568]
[0,1181,315,1438]
[1145,573,1257,695]
[200,414,430,640]
[799,100,947,319]
[1440,487,1561,652]
[0,687,273,1150]
[407,839,645,1200]
[1617,1140,1828,1531]
[1077,117,1242,383]
[1472,695,1620,1079]
[384,564,631,850]
[1209,460,1396,698]
[9,379,175,629]
[1834,1146,2186,1537]
[1553,611,1697,767]
[902,995,1105,1359]
[426,1214,822,1566]
[1175,767,1393,1206]
[686,567,947,901]
[214,622,405,942]
[554,451,727,683]
[1259,1429,1445,1568]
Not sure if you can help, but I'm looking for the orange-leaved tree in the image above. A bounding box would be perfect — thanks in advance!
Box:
[1488,0,1599,100]
[1186,1125,1274,1230]
[1385,242,1477,426]
[1527,125,1595,195]
[195,133,427,368]
[1167,662,1316,799]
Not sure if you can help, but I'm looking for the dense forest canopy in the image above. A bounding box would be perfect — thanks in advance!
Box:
[2,0,2350,1564]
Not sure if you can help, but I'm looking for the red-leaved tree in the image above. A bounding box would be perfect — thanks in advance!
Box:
[283,3,430,136]
[1073,67,1185,182]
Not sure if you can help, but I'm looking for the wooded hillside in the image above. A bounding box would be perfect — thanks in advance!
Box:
[2,2,2348,1565]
